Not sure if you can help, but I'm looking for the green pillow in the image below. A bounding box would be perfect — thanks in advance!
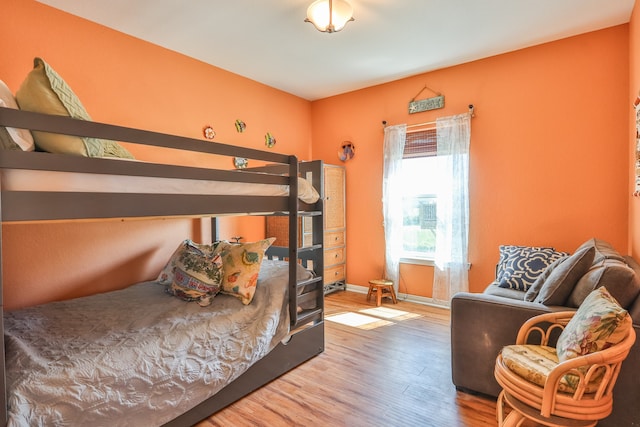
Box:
[15,57,134,159]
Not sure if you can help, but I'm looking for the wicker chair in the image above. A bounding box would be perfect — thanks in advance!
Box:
[494,311,636,427]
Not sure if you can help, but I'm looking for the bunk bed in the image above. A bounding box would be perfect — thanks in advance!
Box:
[0,106,325,426]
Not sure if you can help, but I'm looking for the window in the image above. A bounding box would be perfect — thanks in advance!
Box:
[399,129,440,261]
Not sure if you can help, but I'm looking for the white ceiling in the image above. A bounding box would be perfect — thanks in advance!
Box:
[37,0,635,101]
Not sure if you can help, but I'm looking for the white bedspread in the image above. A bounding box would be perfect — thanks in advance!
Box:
[4,260,303,427]
[1,170,320,204]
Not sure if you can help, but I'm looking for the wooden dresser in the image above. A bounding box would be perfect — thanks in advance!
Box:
[322,164,346,293]
[266,163,346,294]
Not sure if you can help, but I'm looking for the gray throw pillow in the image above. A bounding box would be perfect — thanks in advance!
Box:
[567,261,640,309]
[534,246,596,306]
[524,255,568,302]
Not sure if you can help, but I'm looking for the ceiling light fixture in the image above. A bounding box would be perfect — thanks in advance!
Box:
[305,0,354,33]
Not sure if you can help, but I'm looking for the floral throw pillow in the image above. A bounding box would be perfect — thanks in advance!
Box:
[496,245,568,291]
[556,287,630,362]
[167,243,224,306]
[156,240,222,285]
[219,238,275,305]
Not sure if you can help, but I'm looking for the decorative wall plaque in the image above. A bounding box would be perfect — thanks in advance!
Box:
[409,95,444,114]
[408,84,444,114]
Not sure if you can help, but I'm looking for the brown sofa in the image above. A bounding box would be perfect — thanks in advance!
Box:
[451,238,640,427]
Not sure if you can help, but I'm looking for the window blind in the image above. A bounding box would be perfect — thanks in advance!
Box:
[404,128,436,158]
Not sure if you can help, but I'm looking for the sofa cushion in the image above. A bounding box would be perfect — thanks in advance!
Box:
[567,259,640,309]
[496,245,568,292]
[484,282,526,300]
[533,246,595,306]
[575,238,625,264]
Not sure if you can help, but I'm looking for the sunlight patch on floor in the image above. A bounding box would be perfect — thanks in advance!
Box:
[326,306,421,330]
[325,312,393,330]
[359,307,422,321]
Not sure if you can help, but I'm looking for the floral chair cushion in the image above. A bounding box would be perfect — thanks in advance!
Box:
[501,345,602,394]
[557,286,630,362]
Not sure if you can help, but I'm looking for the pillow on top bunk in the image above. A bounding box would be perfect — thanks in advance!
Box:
[167,243,224,307]
[0,79,35,151]
[0,127,22,150]
[15,57,134,159]
[218,238,276,305]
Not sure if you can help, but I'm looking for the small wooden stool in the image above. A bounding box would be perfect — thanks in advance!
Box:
[367,279,398,307]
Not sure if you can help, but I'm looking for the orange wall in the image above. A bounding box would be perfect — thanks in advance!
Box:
[630,2,640,258]
[1,0,312,309]
[311,25,630,296]
[2,1,635,307]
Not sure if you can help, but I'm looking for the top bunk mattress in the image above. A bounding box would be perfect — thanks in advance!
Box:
[0,168,320,204]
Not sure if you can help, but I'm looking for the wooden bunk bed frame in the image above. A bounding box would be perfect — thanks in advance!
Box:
[0,106,325,426]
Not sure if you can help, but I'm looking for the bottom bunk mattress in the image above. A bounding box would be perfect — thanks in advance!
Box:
[4,259,310,427]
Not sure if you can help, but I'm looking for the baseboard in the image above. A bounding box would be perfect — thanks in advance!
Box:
[344,284,450,310]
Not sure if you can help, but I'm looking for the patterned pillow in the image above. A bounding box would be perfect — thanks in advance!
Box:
[219,238,276,305]
[0,126,22,150]
[0,79,35,151]
[167,244,224,306]
[15,57,134,159]
[557,287,630,362]
[496,245,568,291]
[156,240,222,285]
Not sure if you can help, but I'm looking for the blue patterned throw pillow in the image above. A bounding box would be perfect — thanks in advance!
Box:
[496,245,568,291]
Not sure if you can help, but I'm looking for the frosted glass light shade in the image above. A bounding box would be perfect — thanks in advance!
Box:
[305,0,354,33]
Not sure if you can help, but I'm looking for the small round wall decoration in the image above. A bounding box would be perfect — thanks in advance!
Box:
[338,141,355,162]
[233,157,248,169]
[203,125,216,140]
[235,119,247,133]
[264,132,276,148]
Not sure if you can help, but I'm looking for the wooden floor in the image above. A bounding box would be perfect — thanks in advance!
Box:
[196,291,508,427]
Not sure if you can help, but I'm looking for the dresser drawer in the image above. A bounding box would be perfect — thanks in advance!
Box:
[324,247,345,267]
[324,231,345,248]
[325,264,346,283]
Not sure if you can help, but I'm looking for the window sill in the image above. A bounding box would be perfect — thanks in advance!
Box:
[400,257,472,270]
[400,257,434,266]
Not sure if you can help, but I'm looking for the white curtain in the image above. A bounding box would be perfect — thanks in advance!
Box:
[382,124,406,291]
[433,113,470,305]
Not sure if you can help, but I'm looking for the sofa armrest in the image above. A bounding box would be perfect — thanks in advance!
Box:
[450,292,571,397]
[600,323,640,427]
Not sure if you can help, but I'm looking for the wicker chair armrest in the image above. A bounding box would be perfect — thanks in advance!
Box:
[516,311,575,346]
[540,326,636,417]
